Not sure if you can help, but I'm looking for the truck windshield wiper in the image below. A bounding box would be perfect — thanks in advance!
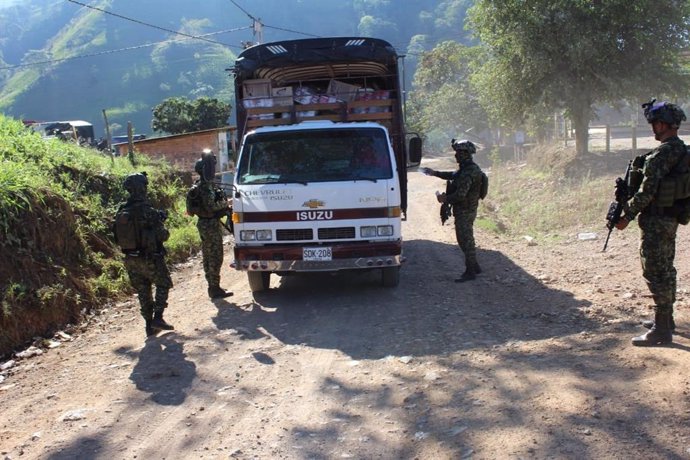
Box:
[352,175,379,183]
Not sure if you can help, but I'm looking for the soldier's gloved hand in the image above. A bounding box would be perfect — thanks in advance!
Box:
[419,167,435,176]
[615,215,630,230]
[436,192,446,203]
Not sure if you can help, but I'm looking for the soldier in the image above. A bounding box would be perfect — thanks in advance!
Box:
[615,100,687,346]
[189,149,234,299]
[113,172,175,337]
[422,139,487,282]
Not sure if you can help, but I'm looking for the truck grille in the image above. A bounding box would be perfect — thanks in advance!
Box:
[318,227,356,240]
[276,228,313,241]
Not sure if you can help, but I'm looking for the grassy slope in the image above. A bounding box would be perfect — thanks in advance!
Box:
[478,143,618,242]
[0,114,199,357]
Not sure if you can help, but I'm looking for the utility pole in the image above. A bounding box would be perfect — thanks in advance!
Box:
[253,19,263,44]
[102,109,113,163]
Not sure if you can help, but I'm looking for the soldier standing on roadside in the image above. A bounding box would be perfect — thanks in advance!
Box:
[421,139,487,283]
[615,100,688,346]
[113,172,175,337]
[189,149,234,299]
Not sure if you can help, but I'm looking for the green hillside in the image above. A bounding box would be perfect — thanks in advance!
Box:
[0,0,470,138]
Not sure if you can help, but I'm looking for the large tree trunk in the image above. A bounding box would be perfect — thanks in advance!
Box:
[570,98,592,156]
[572,109,590,156]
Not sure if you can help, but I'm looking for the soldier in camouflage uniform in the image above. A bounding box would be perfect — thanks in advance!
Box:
[423,139,485,283]
[616,100,687,346]
[193,150,234,299]
[114,173,175,337]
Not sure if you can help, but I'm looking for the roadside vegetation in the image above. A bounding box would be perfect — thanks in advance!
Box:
[477,143,613,241]
[0,114,199,357]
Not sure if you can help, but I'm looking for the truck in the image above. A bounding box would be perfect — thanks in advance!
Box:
[230,36,422,292]
[26,120,96,144]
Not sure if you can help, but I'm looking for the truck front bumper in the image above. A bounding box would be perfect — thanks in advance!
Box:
[232,241,402,272]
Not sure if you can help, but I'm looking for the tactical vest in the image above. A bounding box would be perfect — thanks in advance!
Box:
[113,202,159,253]
[655,146,690,208]
[186,182,224,218]
[627,145,690,207]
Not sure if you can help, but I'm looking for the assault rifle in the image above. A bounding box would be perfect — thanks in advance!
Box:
[603,160,632,251]
[440,200,452,225]
[211,180,236,235]
[439,176,457,225]
[214,207,234,234]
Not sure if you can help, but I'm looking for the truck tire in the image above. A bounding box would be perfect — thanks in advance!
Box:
[381,266,400,288]
[248,271,270,292]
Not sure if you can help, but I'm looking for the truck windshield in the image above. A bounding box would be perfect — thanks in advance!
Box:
[237,128,392,185]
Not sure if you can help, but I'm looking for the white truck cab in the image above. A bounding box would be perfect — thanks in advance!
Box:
[230,37,422,291]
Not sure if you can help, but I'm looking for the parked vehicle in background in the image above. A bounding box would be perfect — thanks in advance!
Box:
[230,36,422,292]
[24,120,109,150]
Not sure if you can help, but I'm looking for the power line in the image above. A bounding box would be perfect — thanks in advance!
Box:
[262,24,321,39]
[228,0,258,22]
[66,0,240,48]
[0,27,250,71]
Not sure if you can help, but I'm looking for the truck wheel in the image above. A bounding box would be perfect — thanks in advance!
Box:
[381,266,400,287]
[248,272,270,292]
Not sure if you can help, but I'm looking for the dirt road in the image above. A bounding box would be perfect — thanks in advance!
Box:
[2,155,690,459]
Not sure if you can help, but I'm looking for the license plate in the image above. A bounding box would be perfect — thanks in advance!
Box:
[303,247,332,261]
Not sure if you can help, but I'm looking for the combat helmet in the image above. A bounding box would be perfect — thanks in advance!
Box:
[195,148,217,181]
[451,138,476,155]
[642,99,686,129]
[123,172,148,198]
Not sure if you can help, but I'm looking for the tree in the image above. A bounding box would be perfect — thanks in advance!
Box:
[151,97,192,134]
[468,0,690,155]
[191,97,232,132]
[408,41,489,150]
[151,96,231,134]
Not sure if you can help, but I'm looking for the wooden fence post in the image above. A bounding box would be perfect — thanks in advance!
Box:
[605,124,610,153]
[102,109,113,164]
[127,122,136,166]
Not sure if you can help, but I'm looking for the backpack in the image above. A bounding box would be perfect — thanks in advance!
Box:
[479,171,489,200]
[186,183,202,216]
[113,202,157,252]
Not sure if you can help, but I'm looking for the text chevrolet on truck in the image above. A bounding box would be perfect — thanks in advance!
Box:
[230,37,422,292]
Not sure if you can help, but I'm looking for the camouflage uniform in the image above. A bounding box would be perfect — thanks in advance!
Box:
[624,136,686,316]
[196,179,229,291]
[114,173,175,337]
[123,248,173,319]
[436,158,484,277]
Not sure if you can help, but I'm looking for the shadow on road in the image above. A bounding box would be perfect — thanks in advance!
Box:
[124,333,196,405]
[211,239,595,360]
[203,239,689,458]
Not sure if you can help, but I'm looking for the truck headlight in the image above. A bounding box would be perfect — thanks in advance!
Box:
[240,230,256,241]
[256,229,272,241]
[360,226,377,238]
[377,225,394,236]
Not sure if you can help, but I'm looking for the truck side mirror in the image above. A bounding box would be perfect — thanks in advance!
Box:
[408,136,422,166]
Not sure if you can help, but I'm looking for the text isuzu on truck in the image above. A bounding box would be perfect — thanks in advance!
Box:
[230,37,422,292]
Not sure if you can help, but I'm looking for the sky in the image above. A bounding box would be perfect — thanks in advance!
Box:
[0,0,23,8]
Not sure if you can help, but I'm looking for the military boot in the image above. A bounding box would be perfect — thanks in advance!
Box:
[208,286,233,299]
[632,311,673,346]
[144,313,155,337]
[641,315,676,332]
[454,267,476,283]
[151,311,174,331]
[473,262,482,274]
